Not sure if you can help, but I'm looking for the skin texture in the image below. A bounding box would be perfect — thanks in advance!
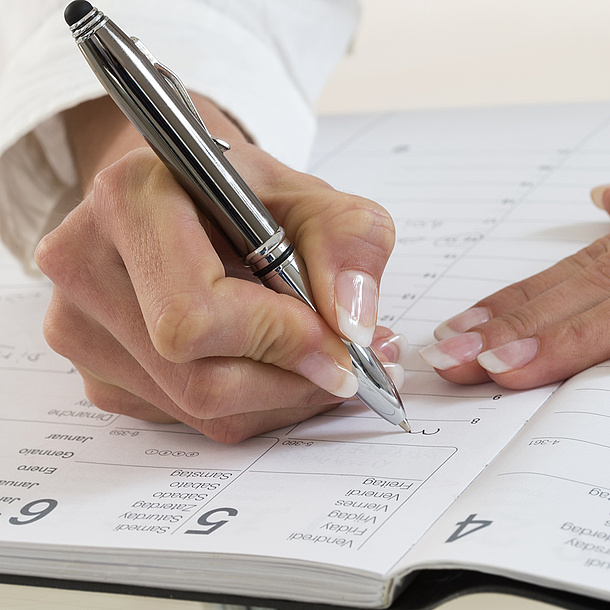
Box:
[35,94,399,443]
[422,219,610,389]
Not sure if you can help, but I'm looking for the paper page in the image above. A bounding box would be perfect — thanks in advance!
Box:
[332,103,610,602]
[406,363,610,602]
[1,103,609,602]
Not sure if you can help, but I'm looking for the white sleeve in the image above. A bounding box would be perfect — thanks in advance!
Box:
[0,0,360,268]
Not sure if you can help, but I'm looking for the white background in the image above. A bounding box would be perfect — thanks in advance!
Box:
[318,0,610,115]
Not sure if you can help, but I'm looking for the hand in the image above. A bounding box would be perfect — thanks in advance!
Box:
[419,186,610,389]
[35,95,406,443]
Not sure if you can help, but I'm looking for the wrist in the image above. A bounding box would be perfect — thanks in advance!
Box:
[64,93,252,196]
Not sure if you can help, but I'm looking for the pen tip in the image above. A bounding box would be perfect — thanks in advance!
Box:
[399,420,411,433]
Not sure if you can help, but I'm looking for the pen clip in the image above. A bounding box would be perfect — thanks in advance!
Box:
[131,37,230,153]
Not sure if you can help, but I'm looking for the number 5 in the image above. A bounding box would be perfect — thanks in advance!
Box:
[185,507,238,535]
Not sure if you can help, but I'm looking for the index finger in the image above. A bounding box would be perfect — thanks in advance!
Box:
[229,143,396,349]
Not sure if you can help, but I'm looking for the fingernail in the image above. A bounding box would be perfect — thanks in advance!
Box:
[591,184,610,210]
[373,333,409,367]
[383,362,405,391]
[296,352,359,398]
[434,307,490,340]
[477,337,539,374]
[335,270,378,347]
[419,332,484,370]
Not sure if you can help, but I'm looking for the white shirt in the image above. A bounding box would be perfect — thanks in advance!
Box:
[0,0,359,268]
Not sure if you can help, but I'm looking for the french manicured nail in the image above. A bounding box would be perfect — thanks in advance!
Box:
[383,362,405,391]
[591,184,610,210]
[296,352,359,398]
[434,307,490,340]
[335,270,378,347]
[373,333,409,367]
[477,337,539,374]
[419,332,484,370]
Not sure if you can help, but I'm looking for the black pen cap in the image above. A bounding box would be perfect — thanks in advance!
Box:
[64,1,94,26]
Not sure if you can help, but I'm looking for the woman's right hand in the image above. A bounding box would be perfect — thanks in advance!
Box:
[35,96,406,443]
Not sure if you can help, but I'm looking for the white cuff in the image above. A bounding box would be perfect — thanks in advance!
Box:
[0,0,355,266]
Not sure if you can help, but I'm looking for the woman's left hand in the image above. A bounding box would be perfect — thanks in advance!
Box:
[419,185,610,389]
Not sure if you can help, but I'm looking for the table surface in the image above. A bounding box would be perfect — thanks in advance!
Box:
[4,1,609,608]
[0,583,563,610]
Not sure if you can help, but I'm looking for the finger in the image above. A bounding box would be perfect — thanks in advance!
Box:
[476,298,610,389]
[197,403,339,445]
[36,150,358,400]
[79,361,339,444]
[77,368,178,423]
[227,143,396,348]
[421,237,610,386]
[591,184,610,213]
[435,235,610,340]
[41,286,344,427]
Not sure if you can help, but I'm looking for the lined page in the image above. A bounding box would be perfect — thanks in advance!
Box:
[404,363,610,602]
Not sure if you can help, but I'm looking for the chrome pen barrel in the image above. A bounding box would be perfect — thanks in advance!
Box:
[345,343,405,425]
[245,227,315,309]
[69,7,278,259]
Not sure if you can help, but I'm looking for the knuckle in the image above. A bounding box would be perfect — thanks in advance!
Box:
[500,278,540,305]
[176,360,240,420]
[240,299,314,369]
[492,309,538,340]
[150,292,209,362]
[42,299,76,360]
[200,413,251,444]
[564,316,594,350]
[34,232,57,277]
[578,235,610,267]
[293,192,396,265]
[242,307,292,363]
[91,161,123,214]
[35,204,101,290]
[35,225,81,286]
[91,148,160,215]
[330,195,396,257]
[584,253,610,288]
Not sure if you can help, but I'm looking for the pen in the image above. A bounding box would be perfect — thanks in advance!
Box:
[63,1,411,432]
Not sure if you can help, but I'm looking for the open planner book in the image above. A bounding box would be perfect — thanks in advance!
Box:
[1,102,610,609]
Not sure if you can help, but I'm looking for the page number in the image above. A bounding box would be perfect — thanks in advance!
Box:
[9,499,58,525]
[446,513,492,543]
[184,507,238,535]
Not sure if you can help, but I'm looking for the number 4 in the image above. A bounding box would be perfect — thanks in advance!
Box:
[446,513,492,543]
